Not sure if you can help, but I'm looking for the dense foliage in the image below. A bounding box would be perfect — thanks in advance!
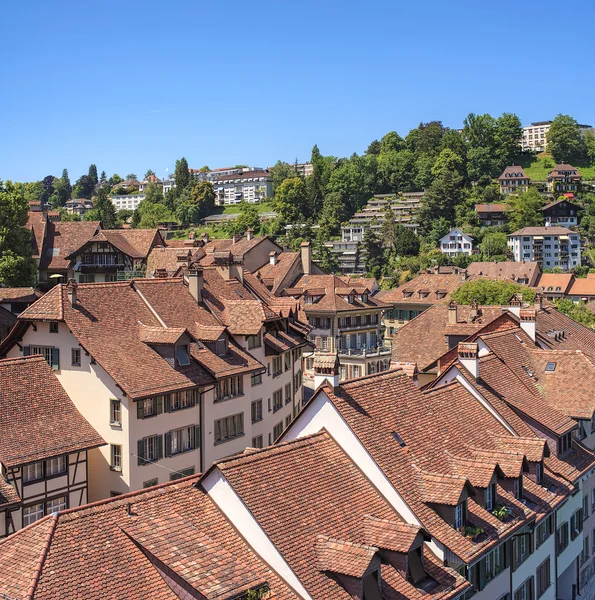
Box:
[451,280,536,306]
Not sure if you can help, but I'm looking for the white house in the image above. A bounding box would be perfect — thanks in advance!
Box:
[507,227,581,271]
[440,228,473,257]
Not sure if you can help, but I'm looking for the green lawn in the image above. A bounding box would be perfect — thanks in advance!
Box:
[512,153,595,181]
[219,201,275,215]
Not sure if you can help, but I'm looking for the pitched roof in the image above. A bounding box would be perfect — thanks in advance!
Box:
[541,197,581,211]
[254,251,301,293]
[26,210,47,259]
[475,203,510,212]
[378,273,462,305]
[146,246,205,276]
[537,273,574,294]
[508,226,574,236]
[392,305,506,371]
[67,228,163,260]
[0,356,104,467]
[39,220,101,270]
[466,261,540,284]
[498,166,529,180]
[0,476,299,599]
[0,287,42,303]
[315,370,550,563]
[216,431,469,599]
[548,164,582,178]
[567,276,595,297]
[200,235,278,266]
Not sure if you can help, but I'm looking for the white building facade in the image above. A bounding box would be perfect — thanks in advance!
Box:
[508,227,581,271]
[440,228,473,257]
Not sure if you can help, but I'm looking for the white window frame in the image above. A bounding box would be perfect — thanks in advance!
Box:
[23,461,44,483]
[23,503,45,526]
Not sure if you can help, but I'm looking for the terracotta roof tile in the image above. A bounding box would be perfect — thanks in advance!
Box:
[363,515,424,553]
[0,356,104,467]
[39,220,101,270]
[315,535,377,577]
[0,287,42,303]
[379,273,462,305]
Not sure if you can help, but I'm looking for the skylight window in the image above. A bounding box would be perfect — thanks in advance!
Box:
[545,362,556,372]
[392,431,406,447]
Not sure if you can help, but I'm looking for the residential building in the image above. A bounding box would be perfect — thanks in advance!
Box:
[466,260,541,286]
[0,287,42,315]
[110,194,146,211]
[37,219,101,287]
[565,274,595,303]
[65,228,164,282]
[542,197,581,228]
[265,244,389,384]
[0,355,104,537]
[547,164,583,194]
[377,267,466,336]
[508,226,581,270]
[440,227,473,257]
[497,165,530,195]
[65,198,94,216]
[475,203,510,226]
[522,121,593,152]
[0,267,308,500]
[282,365,583,600]
[536,273,575,301]
[210,169,273,205]
[117,178,141,190]
[292,161,313,177]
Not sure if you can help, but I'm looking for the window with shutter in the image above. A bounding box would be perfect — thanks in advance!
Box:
[137,439,145,466]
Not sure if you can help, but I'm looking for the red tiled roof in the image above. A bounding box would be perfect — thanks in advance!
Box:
[0,287,42,303]
[0,476,299,599]
[498,166,529,180]
[26,211,47,259]
[0,356,104,467]
[537,273,574,294]
[39,220,101,271]
[466,261,540,285]
[66,228,163,260]
[378,273,462,305]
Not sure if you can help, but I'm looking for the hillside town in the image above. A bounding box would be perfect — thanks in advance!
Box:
[4,8,595,593]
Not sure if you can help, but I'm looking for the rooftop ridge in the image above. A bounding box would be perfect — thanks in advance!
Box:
[337,368,407,389]
[0,354,46,367]
[26,513,58,600]
[215,430,330,470]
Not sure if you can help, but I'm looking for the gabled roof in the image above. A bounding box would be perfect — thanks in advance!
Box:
[39,220,101,270]
[498,166,529,180]
[567,275,595,297]
[200,235,280,266]
[26,210,47,259]
[378,273,462,305]
[508,226,574,236]
[0,287,42,304]
[254,251,301,293]
[215,431,470,599]
[475,203,510,212]
[0,476,298,600]
[0,356,104,467]
[537,273,574,294]
[466,261,540,284]
[548,164,582,178]
[541,197,581,211]
[67,228,163,260]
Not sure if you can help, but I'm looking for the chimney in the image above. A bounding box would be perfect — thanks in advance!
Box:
[434,264,439,274]
[313,353,340,391]
[507,293,523,317]
[534,293,543,312]
[269,251,278,266]
[67,279,78,306]
[469,299,479,320]
[201,232,210,244]
[187,263,204,303]
[448,301,458,324]
[246,227,254,241]
[232,234,242,244]
[519,309,537,342]
[458,342,479,379]
[301,241,311,276]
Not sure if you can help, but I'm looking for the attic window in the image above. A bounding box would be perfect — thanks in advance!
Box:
[216,338,228,356]
[392,431,406,447]
[545,362,556,372]
[176,344,190,366]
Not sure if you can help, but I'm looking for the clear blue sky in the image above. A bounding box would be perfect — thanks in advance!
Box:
[2,0,594,182]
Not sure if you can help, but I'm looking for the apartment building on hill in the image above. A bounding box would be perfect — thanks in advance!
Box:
[508,226,581,270]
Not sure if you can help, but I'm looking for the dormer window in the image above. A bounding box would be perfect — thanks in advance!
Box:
[514,477,523,500]
[455,500,466,529]
[216,338,227,356]
[485,482,496,511]
[536,463,542,485]
[176,344,190,366]
[347,295,355,304]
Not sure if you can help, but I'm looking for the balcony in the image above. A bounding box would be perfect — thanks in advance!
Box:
[337,345,391,358]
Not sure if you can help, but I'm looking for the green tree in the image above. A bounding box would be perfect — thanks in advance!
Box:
[318,192,345,238]
[0,181,37,286]
[92,186,117,228]
[126,173,138,181]
[377,150,415,192]
[174,158,191,192]
[88,164,98,187]
[554,299,595,330]
[451,279,535,305]
[313,238,339,273]
[479,232,509,258]
[362,228,384,279]
[308,145,326,216]
[198,165,210,173]
[585,129,595,163]
[418,149,465,231]
[99,170,107,185]
[547,114,586,163]
[116,209,134,225]
[405,121,445,157]
[494,113,522,169]
[144,169,156,179]
[72,174,95,199]
[428,216,452,246]
[393,225,420,257]
[380,131,405,153]
[270,161,298,193]
[228,202,261,235]
[273,177,307,223]
[366,139,382,155]
[136,202,174,228]
[50,169,72,207]
[508,188,545,231]
[109,174,123,187]
[463,113,498,183]
[144,183,165,204]
[176,181,216,224]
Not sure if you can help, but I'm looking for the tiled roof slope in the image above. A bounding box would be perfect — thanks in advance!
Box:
[392,305,506,371]
[146,246,205,276]
[9,281,246,398]
[0,306,17,341]
[216,431,470,600]
[67,228,164,259]
[39,220,101,270]
[0,287,42,303]
[0,476,299,600]
[254,251,301,293]
[284,274,387,312]
[200,235,278,266]
[466,261,540,284]
[536,303,595,355]
[0,356,104,467]
[26,211,47,259]
[536,273,574,294]
[377,272,462,305]
[318,370,565,563]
